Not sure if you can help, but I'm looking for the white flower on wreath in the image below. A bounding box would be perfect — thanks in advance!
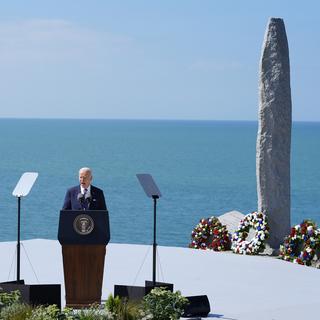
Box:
[231,211,269,255]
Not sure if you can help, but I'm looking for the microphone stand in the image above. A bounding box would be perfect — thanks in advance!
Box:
[85,194,92,211]
[77,193,85,211]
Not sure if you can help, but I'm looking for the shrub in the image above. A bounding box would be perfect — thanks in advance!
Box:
[105,295,140,320]
[63,304,112,320]
[142,287,189,320]
[0,302,32,320]
[105,295,122,316]
[28,304,63,320]
[0,290,21,310]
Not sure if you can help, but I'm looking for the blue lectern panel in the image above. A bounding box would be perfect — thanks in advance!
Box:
[58,210,110,245]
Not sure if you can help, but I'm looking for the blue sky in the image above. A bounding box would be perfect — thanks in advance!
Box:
[0,1,319,121]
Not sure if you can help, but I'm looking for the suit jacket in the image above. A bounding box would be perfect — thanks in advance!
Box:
[62,185,107,211]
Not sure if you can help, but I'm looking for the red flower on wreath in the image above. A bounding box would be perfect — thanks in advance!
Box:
[189,216,231,251]
[280,220,320,267]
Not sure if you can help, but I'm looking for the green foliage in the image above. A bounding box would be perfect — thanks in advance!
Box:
[105,295,141,320]
[0,300,113,320]
[105,295,122,316]
[0,289,188,320]
[142,287,189,320]
[0,302,32,320]
[59,307,75,320]
[69,305,111,320]
[28,304,62,320]
[0,290,21,310]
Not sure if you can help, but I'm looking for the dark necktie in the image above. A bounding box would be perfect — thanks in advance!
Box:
[83,188,88,210]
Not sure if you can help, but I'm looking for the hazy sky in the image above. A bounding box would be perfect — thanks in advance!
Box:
[0,1,319,121]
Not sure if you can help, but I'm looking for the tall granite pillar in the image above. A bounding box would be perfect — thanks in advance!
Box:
[257,18,292,249]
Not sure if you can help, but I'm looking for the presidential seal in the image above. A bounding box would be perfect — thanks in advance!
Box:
[73,214,94,235]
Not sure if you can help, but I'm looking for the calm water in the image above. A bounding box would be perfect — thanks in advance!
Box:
[0,119,319,247]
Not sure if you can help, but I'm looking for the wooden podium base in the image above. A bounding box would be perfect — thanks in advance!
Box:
[62,245,106,308]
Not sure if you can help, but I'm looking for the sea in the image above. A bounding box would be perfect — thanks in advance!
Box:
[0,119,319,247]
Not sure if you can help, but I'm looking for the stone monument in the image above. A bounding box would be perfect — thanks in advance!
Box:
[257,18,292,249]
[218,211,245,235]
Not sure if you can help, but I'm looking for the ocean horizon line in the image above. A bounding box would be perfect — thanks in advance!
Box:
[0,117,319,124]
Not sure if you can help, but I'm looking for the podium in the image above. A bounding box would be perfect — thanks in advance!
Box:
[58,210,110,308]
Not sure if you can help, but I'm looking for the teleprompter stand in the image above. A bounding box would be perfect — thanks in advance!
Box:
[0,172,61,308]
[115,174,211,317]
[114,174,173,301]
[58,210,110,308]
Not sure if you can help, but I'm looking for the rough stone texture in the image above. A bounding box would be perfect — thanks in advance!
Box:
[257,18,292,249]
[218,211,245,235]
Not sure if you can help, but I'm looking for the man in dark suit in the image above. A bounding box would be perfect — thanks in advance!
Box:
[62,167,107,211]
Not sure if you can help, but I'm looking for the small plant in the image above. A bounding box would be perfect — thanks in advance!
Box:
[0,290,21,310]
[0,302,32,320]
[105,294,122,316]
[28,304,63,320]
[65,304,112,320]
[60,307,77,320]
[105,294,141,320]
[142,287,189,320]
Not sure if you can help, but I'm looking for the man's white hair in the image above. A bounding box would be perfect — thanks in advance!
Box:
[79,167,92,176]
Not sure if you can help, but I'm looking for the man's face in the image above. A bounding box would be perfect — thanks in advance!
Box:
[79,170,92,188]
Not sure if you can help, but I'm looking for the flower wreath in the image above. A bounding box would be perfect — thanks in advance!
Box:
[231,211,269,255]
[279,220,320,266]
[189,216,231,251]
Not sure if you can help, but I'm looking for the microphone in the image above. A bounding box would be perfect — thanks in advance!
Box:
[85,193,92,206]
[77,193,84,203]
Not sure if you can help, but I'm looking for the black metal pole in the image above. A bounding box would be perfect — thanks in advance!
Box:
[17,196,21,282]
[152,195,158,287]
